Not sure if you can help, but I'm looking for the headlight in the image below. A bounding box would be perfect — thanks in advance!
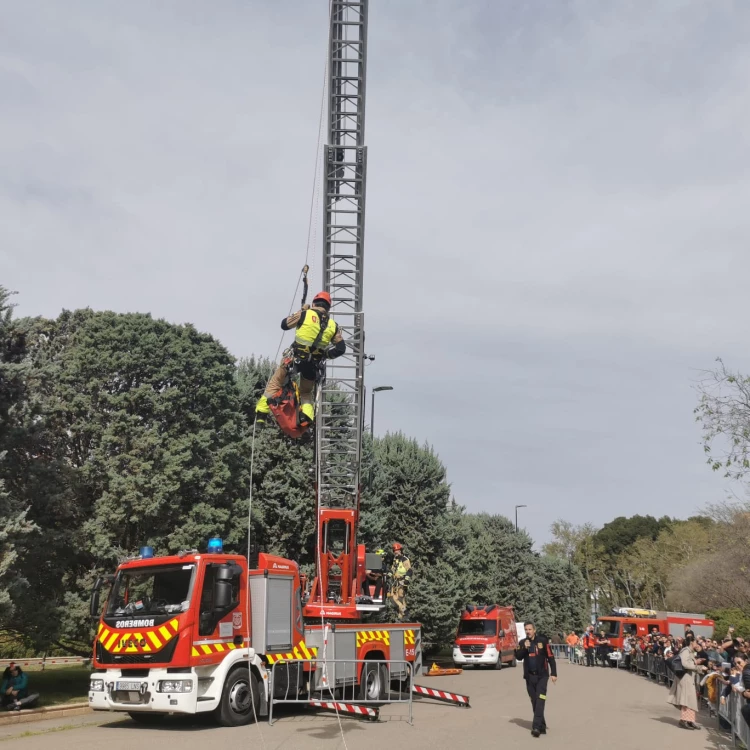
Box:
[90,679,105,692]
[157,680,193,693]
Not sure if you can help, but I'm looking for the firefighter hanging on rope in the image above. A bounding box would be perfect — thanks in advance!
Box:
[255,284,346,439]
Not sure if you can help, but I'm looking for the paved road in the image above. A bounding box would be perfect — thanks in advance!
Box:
[2,663,733,749]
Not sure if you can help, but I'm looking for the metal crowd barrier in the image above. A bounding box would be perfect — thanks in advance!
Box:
[715,685,750,748]
[627,652,750,745]
[268,658,414,726]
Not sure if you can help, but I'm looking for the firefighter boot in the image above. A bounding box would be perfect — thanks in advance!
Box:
[255,395,271,426]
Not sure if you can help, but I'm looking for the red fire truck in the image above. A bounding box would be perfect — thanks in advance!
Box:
[88,544,420,724]
[595,608,714,663]
[452,605,519,669]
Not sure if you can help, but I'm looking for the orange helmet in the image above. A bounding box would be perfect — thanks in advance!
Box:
[392,542,403,552]
[312,291,331,307]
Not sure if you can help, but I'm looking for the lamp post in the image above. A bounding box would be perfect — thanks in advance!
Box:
[514,504,527,532]
[370,386,393,439]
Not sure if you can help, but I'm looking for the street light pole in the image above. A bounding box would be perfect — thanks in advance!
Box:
[370,386,393,439]
[514,504,527,532]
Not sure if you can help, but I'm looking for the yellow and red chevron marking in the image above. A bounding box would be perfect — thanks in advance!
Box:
[191,642,241,657]
[404,630,416,645]
[355,630,391,649]
[97,619,179,654]
[265,639,319,665]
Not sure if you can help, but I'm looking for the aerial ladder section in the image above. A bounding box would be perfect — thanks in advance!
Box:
[305,0,372,620]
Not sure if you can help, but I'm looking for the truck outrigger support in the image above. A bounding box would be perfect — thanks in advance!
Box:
[412,684,471,708]
[309,700,379,721]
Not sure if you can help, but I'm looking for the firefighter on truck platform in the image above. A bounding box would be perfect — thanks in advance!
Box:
[515,621,557,738]
[387,543,412,621]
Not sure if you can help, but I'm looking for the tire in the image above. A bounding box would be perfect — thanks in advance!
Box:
[216,667,261,727]
[128,712,166,724]
[510,657,518,668]
[494,657,503,670]
[358,661,388,702]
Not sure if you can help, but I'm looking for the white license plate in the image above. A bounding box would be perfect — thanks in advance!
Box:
[116,681,142,691]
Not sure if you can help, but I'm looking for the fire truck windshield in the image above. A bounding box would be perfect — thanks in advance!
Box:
[458,620,498,637]
[596,619,621,637]
[107,564,195,617]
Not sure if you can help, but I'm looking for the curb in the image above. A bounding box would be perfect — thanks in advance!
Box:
[0,703,92,726]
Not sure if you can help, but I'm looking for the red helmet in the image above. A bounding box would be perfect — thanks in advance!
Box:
[392,542,403,552]
[312,291,331,307]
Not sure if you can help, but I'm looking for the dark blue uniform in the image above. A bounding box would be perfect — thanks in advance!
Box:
[515,633,557,734]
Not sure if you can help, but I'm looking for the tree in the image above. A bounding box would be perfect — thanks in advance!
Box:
[0,287,36,629]
[667,505,750,613]
[591,515,672,565]
[13,309,250,647]
[542,520,596,561]
[695,358,750,480]
[359,433,455,643]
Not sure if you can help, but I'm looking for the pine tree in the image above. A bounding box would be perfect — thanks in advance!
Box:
[0,287,36,629]
[14,309,250,647]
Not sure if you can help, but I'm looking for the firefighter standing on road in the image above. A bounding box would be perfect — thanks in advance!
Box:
[582,626,597,668]
[387,543,412,621]
[515,621,557,738]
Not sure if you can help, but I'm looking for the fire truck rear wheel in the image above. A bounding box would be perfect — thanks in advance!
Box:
[358,661,388,702]
[217,667,261,727]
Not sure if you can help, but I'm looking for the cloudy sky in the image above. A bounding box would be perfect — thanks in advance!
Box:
[3,0,749,544]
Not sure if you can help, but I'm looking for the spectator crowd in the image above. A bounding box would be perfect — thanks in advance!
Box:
[562,623,750,733]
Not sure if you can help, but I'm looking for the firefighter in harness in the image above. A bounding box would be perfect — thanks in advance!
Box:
[255,290,346,437]
[387,542,413,621]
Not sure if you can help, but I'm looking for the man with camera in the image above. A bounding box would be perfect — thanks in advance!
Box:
[515,621,557,738]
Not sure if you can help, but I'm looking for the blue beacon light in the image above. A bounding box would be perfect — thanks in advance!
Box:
[207,537,223,554]
[140,546,154,559]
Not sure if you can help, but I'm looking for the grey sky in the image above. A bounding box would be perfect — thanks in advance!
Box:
[2,1,749,544]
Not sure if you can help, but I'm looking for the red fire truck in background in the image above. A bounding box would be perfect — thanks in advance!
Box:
[452,605,519,669]
[596,607,714,664]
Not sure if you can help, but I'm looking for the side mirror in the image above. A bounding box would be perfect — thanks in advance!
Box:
[90,575,114,620]
[498,629,505,638]
[213,564,239,611]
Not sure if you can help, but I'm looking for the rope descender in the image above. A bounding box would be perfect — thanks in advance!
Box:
[301,264,310,307]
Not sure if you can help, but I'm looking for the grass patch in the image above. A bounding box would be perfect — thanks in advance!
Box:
[15,665,90,707]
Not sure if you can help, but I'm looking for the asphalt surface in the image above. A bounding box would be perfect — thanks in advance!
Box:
[2,662,732,749]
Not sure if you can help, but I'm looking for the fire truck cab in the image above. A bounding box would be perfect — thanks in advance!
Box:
[452,605,519,669]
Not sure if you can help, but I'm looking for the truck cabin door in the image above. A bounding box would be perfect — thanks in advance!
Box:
[498,615,509,649]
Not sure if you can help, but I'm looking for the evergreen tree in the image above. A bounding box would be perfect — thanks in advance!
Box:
[14,309,249,647]
[0,287,36,628]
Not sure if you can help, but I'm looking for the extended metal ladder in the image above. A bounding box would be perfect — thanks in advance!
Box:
[316,0,368,509]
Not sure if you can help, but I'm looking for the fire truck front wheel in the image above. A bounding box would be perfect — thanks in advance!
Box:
[216,667,261,727]
[358,661,388,702]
